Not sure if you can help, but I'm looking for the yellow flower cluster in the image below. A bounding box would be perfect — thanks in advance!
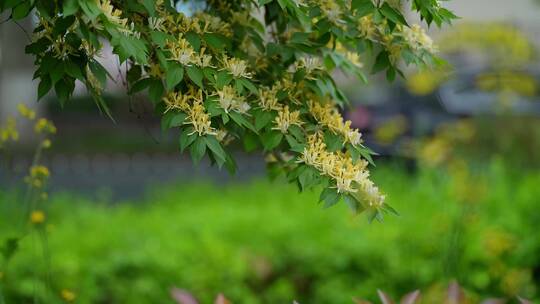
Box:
[222,56,251,79]
[299,133,385,206]
[0,117,19,147]
[318,0,343,23]
[188,100,216,136]
[295,56,323,75]
[163,88,216,136]
[163,91,191,113]
[273,106,302,134]
[402,24,437,53]
[334,43,364,68]
[98,0,129,32]
[216,86,251,114]
[35,118,57,134]
[258,87,282,111]
[61,289,77,302]
[18,104,36,120]
[308,99,362,146]
[167,35,196,66]
[358,15,377,40]
[25,165,51,188]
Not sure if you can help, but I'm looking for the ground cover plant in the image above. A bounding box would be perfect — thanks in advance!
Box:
[1,160,538,303]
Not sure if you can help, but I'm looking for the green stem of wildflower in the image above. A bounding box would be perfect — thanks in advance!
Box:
[0,283,5,304]
[19,143,44,231]
[38,228,52,302]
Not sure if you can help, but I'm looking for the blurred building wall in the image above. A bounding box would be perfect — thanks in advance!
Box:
[0,17,39,126]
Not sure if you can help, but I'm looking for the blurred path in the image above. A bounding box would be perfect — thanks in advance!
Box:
[1,152,266,201]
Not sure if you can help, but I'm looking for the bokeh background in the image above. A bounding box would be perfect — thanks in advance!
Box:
[1,0,540,303]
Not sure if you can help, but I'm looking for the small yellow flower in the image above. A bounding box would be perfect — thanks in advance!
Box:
[31,165,50,178]
[42,139,52,149]
[35,118,56,134]
[61,289,76,302]
[98,0,128,29]
[215,86,250,114]
[259,87,282,111]
[273,106,302,134]
[222,56,251,78]
[163,91,191,113]
[295,56,323,75]
[167,36,195,65]
[30,210,46,225]
[17,104,36,120]
[402,24,437,53]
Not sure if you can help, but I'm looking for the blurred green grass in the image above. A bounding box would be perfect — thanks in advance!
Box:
[1,160,539,303]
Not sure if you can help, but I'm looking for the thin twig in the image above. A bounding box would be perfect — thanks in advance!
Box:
[13,20,31,42]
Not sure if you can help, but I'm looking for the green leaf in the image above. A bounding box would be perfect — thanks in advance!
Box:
[243,132,259,152]
[37,77,52,100]
[319,188,340,208]
[239,78,258,95]
[216,71,233,88]
[186,66,204,88]
[230,112,257,133]
[148,79,164,104]
[179,127,196,152]
[141,0,156,16]
[150,31,172,48]
[12,1,32,19]
[255,111,275,131]
[372,51,390,74]
[185,32,201,51]
[379,3,408,26]
[55,78,75,106]
[262,131,283,150]
[351,0,375,17]
[162,112,187,131]
[129,78,152,94]
[203,33,230,51]
[204,136,227,163]
[63,0,79,16]
[1,237,19,261]
[190,136,207,164]
[165,64,184,91]
[324,131,343,152]
[298,166,318,191]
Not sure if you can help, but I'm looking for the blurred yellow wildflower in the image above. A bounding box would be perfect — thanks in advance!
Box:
[17,104,36,120]
[0,117,19,147]
[30,210,46,225]
[25,165,51,189]
[374,116,407,145]
[61,289,76,302]
[406,69,447,96]
[42,139,52,149]
[35,118,57,134]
